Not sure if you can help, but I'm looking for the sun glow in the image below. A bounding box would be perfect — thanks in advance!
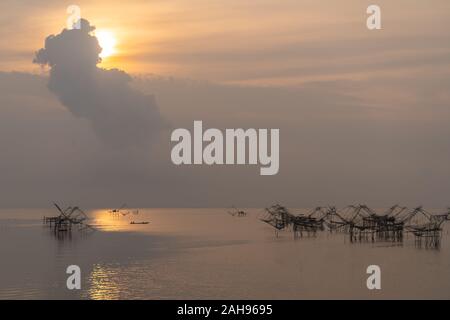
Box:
[95,30,117,58]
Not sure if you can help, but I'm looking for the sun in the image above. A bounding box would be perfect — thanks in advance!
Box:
[95,29,117,58]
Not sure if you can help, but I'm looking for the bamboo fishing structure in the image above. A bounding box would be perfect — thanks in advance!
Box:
[108,204,139,217]
[260,204,450,248]
[228,206,248,217]
[43,202,94,234]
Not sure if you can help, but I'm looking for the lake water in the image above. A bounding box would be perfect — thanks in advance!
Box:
[0,208,449,299]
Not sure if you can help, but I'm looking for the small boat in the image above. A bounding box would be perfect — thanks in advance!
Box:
[130,221,149,225]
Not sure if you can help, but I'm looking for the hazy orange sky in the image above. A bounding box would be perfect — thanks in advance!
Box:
[1,0,449,85]
[1,1,450,207]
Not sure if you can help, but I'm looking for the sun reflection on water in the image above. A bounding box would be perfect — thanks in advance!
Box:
[89,209,130,232]
[87,264,120,300]
[89,209,155,233]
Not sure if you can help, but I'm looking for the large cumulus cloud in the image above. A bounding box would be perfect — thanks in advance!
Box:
[33,19,163,148]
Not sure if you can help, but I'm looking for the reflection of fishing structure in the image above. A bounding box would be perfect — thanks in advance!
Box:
[43,202,94,234]
[228,206,247,217]
[260,204,450,248]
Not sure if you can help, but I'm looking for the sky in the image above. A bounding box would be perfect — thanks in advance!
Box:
[0,1,450,208]
[1,0,450,84]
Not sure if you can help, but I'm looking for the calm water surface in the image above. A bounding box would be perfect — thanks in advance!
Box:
[0,208,449,299]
